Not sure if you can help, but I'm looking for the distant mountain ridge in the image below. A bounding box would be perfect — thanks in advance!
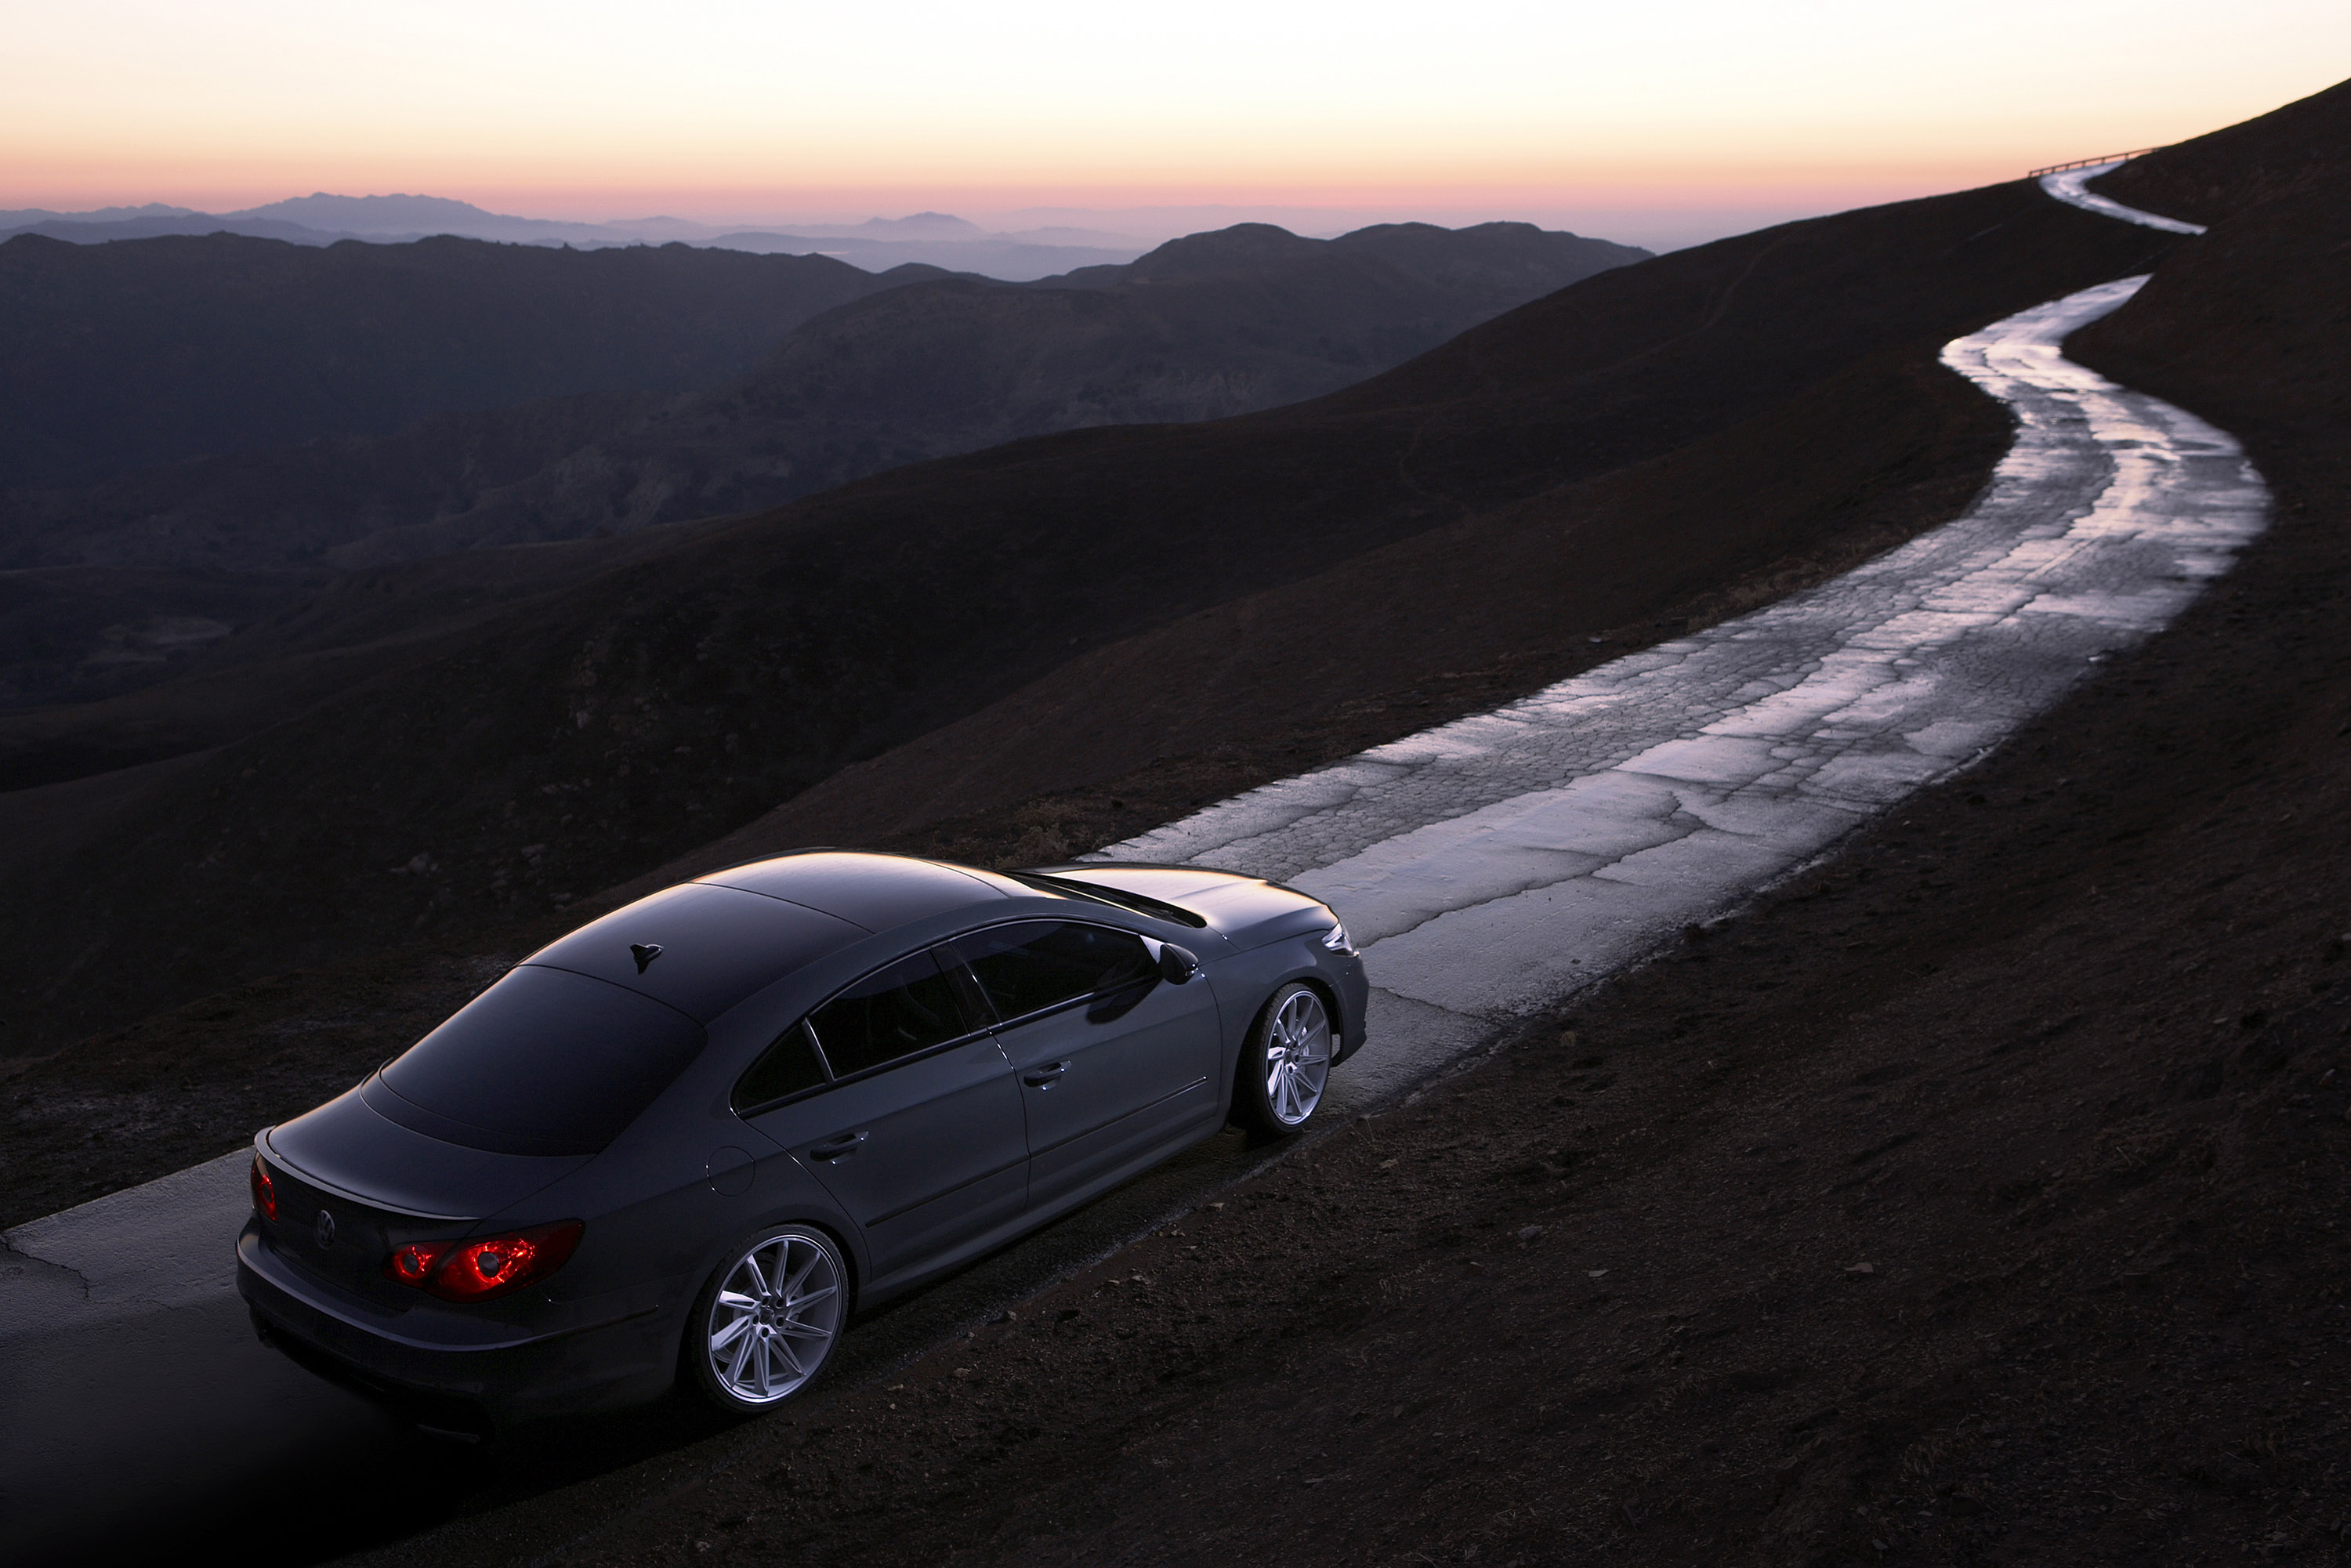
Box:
[0,233,929,491]
[0,194,1152,280]
[0,219,1650,588]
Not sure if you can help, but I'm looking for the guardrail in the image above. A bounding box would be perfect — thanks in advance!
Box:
[2028,147,2161,177]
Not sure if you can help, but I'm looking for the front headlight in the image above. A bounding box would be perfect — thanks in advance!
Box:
[1320,922,1355,954]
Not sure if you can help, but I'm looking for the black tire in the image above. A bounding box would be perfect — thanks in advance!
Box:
[1230,981,1334,1135]
[684,1224,847,1413]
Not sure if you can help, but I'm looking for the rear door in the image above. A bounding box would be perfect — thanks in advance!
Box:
[949,921,1222,1211]
[744,949,1027,1284]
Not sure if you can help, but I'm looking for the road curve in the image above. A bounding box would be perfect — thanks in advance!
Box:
[0,175,2256,1564]
[2040,160,2208,234]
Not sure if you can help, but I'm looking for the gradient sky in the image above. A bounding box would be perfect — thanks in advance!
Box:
[5,1,2344,248]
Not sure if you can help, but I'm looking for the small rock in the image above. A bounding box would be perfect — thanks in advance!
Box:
[1846,1262,1876,1277]
[1208,1201,1225,1211]
[1559,1029,1580,1049]
[1378,1157,1398,1170]
[1516,1226,1545,1243]
[990,1309,1017,1324]
[952,1367,975,1380]
[1587,1268,1609,1280]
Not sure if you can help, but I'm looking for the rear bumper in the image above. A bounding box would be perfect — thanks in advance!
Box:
[236,1221,679,1432]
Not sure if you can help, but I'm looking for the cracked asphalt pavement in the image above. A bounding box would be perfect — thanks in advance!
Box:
[1107,275,2267,1019]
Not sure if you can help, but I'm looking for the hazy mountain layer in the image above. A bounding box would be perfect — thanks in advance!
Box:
[0,234,920,491]
[1,222,1646,585]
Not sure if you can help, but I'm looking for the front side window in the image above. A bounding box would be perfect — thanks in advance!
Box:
[805,950,972,1077]
[952,921,1155,1024]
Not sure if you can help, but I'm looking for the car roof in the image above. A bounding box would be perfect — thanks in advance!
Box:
[522,882,869,1023]
[520,853,1027,1024]
[695,850,1023,930]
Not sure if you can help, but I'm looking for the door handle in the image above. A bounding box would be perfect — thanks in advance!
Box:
[806,1132,868,1161]
[1022,1061,1070,1088]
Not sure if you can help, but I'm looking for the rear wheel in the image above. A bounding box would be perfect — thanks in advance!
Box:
[1231,982,1332,1135]
[686,1226,846,1412]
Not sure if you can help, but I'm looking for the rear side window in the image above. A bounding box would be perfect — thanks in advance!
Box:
[806,950,972,1077]
[733,1021,830,1114]
[954,921,1155,1023]
[379,965,705,1155]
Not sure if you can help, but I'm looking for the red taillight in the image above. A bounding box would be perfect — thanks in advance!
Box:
[386,1240,452,1284]
[250,1156,278,1223]
[382,1220,582,1303]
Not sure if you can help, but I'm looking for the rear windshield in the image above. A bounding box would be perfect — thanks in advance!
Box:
[379,965,706,1156]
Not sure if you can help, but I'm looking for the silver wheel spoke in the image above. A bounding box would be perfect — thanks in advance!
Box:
[709,1314,754,1353]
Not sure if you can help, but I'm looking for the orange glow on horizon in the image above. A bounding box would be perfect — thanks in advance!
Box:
[5,1,2344,247]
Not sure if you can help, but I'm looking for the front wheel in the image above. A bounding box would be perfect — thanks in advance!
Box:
[686,1226,846,1413]
[1232,982,1333,1135]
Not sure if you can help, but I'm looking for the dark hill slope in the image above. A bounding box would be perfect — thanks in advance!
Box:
[0,183,2165,1054]
[629,343,2002,879]
[0,233,914,491]
[2091,74,2351,225]
[1,223,1646,575]
[0,519,742,791]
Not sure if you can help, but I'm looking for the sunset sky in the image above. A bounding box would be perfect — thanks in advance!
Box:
[5,0,2343,248]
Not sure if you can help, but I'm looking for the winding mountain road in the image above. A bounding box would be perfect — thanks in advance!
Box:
[0,169,2262,1563]
[1100,267,2265,1043]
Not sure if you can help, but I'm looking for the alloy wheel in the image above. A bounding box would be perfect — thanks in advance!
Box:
[1262,988,1331,1126]
[705,1229,842,1404]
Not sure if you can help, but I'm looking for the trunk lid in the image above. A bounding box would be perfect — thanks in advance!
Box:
[258,1085,587,1307]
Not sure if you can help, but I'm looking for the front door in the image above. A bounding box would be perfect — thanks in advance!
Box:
[746,949,1026,1284]
[949,921,1222,1211]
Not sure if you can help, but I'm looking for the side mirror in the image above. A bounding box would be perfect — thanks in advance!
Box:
[1157,943,1201,984]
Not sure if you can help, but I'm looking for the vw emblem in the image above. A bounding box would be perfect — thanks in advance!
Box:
[313,1209,337,1251]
